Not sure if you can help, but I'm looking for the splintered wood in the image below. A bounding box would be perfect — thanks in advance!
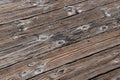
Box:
[0,0,120,80]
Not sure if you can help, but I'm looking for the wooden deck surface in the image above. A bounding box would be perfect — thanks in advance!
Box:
[0,0,120,80]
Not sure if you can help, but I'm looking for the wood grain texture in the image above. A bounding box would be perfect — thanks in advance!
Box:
[90,68,120,80]
[0,0,120,80]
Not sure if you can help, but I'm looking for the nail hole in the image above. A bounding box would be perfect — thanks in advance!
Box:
[58,41,64,44]
[56,40,66,45]
[39,63,45,68]
[20,71,28,77]
[34,68,44,74]
[99,25,108,32]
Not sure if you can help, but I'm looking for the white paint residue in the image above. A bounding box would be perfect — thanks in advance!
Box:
[105,11,111,17]
[101,8,111,17]
[13,20,31,31]
[23,0,46,6]
[36,34,53,41]
[65,6,76,16]
[76,24,90,31]
[12,35,22,40]
[76,4,84,13]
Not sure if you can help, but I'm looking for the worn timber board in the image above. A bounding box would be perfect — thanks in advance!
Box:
[0,0,120,80]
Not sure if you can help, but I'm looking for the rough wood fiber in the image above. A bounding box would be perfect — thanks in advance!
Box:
[0,0,120,80]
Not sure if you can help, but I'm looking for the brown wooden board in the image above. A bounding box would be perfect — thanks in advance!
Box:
[0,0,120,80]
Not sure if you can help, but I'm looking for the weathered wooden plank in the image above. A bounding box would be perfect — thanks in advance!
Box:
[0,0,52,14]
[0,0,119,40]
[101,0,120,17]
[0,0,87,24]
[29,45,120,80]
[0,0,18,5]
[0,0,69,15]
[2,0,119,52]
[0,29,120,80]
[0,1,33,14]
[0,1,120,80]
[0,0,118,70]
[0,15,119,63]
[90,68,120,80]
[0,14,119,59]
[0,0,118,43]
[0,8,105,51]
[0,13,119,68]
